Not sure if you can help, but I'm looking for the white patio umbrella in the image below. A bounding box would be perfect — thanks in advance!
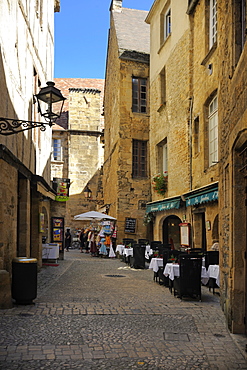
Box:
[74,211,116,221]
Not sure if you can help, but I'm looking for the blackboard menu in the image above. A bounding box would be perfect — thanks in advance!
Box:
[124,217,136,233]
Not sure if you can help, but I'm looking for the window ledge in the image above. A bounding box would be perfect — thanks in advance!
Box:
[201,43,217,66]
[158,33,171,54]
[51,160,64,164]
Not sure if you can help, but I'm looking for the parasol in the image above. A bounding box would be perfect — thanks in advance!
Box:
[74,211,116,221]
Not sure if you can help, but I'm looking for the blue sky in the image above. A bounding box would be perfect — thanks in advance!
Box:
[54,0,153,79]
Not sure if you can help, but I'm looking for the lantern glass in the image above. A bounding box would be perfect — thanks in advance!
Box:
[35,81,66,123]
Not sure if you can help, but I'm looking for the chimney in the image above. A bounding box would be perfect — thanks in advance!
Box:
[110,0,122,11]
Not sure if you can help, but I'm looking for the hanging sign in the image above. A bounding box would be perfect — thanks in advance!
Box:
[53,178,70,202]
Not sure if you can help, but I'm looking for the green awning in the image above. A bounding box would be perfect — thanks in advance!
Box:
[146,197,181,213]
[185,185,218,206]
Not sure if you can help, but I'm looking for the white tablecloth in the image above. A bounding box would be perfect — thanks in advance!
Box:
[124,248,133,257]
[149,258,163,273]
[207,265,220,287]
[164,263,209,284]
[117,246,152,259]
[116,245,125,254]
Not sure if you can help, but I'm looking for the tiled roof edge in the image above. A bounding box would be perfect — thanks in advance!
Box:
[69,88,102,94]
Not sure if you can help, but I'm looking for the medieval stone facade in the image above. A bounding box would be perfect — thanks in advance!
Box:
[217,1,247,334]
[103,0,151,244]
[146,0,219,251]
[146,0,247,334]
[52,79,105,234]
[0,0,59,307]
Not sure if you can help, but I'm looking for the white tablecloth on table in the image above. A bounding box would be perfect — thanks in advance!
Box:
[124,248,133,257]
[116,245,125,254]
[118,246,152,259]
[149,258,163,273]
[207,265,220,287]
[164,263,209,285]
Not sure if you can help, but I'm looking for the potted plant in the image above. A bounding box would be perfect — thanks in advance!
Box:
[152,172,168,196]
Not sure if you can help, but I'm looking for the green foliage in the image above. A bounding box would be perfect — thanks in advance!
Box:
[152,172,168,196]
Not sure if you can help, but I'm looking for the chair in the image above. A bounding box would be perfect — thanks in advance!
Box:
[173,254,202,301]
[158,248,173,286]
[189,248,204,256]
[205,250,219,269]
[122,238,136,247]
[138,239,149,246]
[150,241,162,251]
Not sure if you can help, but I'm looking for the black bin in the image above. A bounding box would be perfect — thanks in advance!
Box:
[133,244,146,269]
[12,257,37,304]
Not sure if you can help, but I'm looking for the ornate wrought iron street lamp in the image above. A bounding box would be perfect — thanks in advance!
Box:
[0,81,66,135]
[84,185,92,199]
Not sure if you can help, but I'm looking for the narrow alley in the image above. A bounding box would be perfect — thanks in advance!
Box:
[0,251,247,369]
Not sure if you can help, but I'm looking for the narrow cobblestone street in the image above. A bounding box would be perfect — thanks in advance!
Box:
[1,251,247,369]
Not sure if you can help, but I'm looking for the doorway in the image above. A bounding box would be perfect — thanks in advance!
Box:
[163,215,181,250]
[193,211,207,251]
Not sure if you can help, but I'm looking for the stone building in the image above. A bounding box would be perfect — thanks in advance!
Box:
[51,79,105,234]
[217,1,247,334]
[145,0,219,250]
[0,0,60,307]
[103,0,151,244]
[146,0,247,334]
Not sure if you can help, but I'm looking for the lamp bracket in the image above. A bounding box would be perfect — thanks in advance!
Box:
[0,117,54,136]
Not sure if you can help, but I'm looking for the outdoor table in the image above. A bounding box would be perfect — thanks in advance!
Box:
[164,263,209,285]
[207,264,220,287]
[124,248,133,257]
[116,245,125,255]
[149,257,163,273]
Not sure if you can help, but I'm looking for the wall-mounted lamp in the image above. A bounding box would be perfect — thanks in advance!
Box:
[84,185,92,199]
[0,81,66,135]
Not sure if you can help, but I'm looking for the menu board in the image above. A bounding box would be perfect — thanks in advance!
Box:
[124,217,136,234]
[179,223,190,247]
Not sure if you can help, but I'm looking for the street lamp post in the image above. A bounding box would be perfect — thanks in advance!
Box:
[0,81,66,135]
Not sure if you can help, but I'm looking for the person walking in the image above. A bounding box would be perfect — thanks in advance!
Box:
[79,229,85,253]
[65,228,72,252]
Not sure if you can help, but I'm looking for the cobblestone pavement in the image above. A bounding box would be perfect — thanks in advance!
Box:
[0,250,247,369]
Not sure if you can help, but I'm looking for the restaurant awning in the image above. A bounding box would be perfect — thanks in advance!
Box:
[184,182,218,207]
[146,196,181,213]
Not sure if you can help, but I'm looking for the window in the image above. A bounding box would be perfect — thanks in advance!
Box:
[52,139,62,161]
[160,6,171,44]
[160,67,166,106]
[132,140,147,178]
[132,78,147,113]
[235,0,246,62]
[208,96,218,166]
[162,142,168,174]
[165,9,171,39]
[157,138,168,174]
[193,116,200,155]
[209,0,217,48]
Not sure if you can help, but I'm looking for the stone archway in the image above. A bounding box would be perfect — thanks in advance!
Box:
[162,215,182,250]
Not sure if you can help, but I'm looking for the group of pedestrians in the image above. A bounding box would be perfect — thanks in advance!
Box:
[79,228,90,253]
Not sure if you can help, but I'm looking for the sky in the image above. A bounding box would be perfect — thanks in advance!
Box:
[54,0,154,79]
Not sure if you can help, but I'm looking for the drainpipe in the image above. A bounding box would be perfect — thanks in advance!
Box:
[189,96,194,191]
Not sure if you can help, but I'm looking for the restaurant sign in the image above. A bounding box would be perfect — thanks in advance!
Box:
[146,198,181,214]
[185,189,218,207]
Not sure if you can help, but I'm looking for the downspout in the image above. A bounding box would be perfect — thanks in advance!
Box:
[189,96,193,191]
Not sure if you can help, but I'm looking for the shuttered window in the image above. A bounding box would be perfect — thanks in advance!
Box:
[132,140,147,178]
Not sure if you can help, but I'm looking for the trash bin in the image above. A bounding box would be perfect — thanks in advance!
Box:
[12,257,37,304]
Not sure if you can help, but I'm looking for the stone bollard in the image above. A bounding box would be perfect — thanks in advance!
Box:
[0,270,13,309]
